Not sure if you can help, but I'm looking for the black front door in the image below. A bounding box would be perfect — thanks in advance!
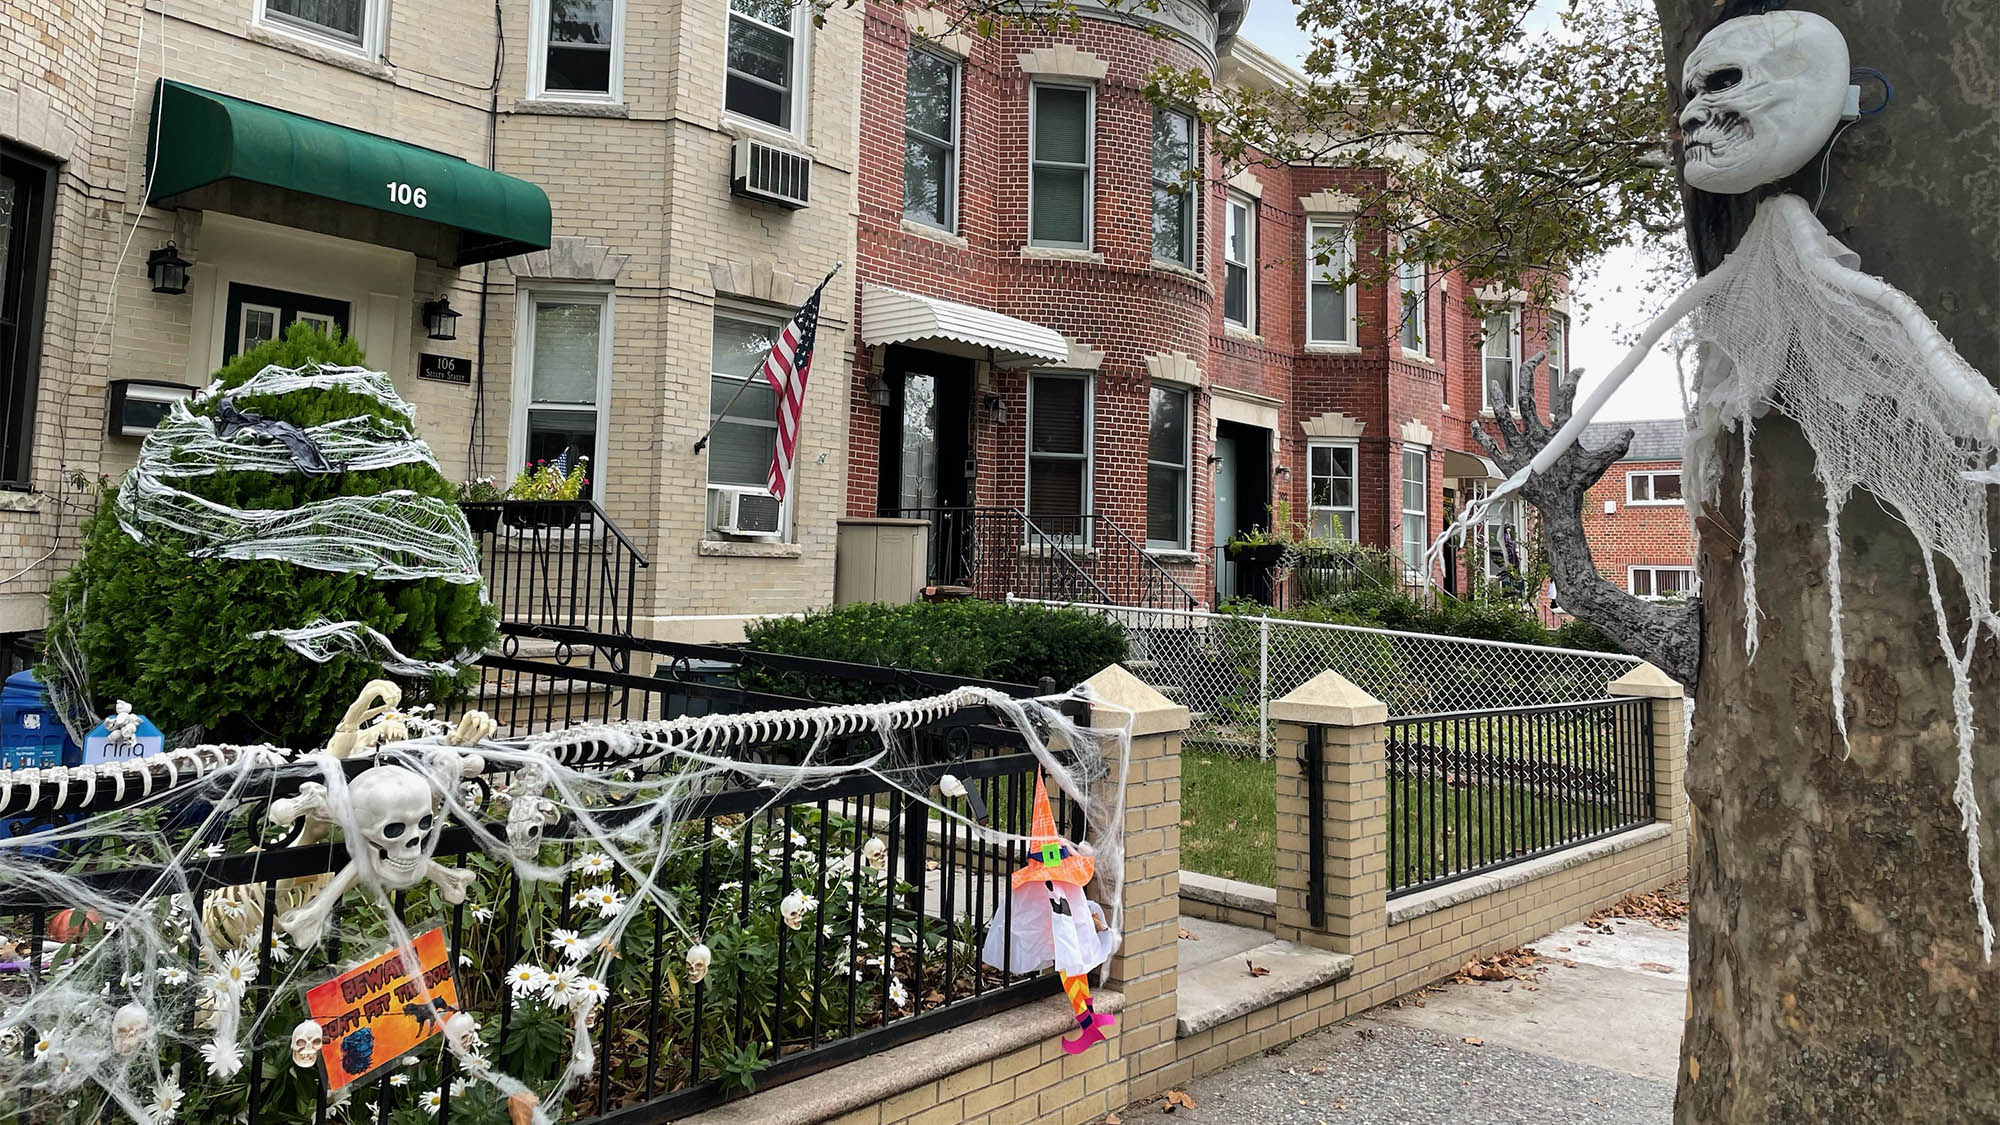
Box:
[224,282,353,360]
[877,347,975,584]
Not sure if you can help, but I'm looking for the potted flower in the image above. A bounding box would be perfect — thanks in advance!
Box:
[457,476,504,533]
[505,453,591,529]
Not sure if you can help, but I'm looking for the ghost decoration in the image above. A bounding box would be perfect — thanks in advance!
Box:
[1679,11,1850,194]
[290,1019,324,1069]
[111,1002,150,1056]
[686,942,712,984]
[1446,11,2000,959]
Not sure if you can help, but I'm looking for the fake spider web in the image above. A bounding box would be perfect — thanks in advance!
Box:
[0,687,1134,1123]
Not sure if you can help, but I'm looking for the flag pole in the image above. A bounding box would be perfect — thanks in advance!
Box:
[693,260,845,455]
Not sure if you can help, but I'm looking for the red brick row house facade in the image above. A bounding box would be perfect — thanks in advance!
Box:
[1575,420,1697,604]
[844,7,1569,608]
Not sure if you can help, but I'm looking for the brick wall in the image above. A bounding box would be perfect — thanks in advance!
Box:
[1580,457,1696,599]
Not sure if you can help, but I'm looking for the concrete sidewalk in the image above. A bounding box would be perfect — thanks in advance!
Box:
[1114,913,1687,1124]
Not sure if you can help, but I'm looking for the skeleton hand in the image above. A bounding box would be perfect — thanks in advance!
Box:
[446,711,497,747]
[329,681,403,759]
[271,781,330,830]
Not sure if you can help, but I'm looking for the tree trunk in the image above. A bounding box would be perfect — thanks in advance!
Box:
[1655,2,2000,1120]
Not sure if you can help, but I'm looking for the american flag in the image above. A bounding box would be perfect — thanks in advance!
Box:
[760,274,833,502]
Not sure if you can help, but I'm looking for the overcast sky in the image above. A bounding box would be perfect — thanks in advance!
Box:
[1236,0,1687,423]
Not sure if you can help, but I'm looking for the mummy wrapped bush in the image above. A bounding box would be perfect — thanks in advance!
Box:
[44,323,498,742]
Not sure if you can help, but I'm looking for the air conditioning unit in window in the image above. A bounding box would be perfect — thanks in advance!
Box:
[708,486,784,538]
[731,137,811,209]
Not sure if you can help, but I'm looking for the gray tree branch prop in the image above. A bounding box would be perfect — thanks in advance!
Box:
[1472,353,1701,687]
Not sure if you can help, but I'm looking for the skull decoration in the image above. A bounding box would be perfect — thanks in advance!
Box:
[1680,12,1850,195]
[938,774,967,800]
[442,1011,481,1058]
[686,942,712,984]
[779,889,808,931]
[861,837,887,870]
[505,763,561,862]
[111,1002,150,1056]
[290,1019,324,1068]
[350,765,439,889]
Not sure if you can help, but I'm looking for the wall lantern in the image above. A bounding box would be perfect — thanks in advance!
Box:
[422,296,461,341]
[1274,465,1291,479]
[983,393,1008,427]
[866,373,892,408]
[146,242,191,295]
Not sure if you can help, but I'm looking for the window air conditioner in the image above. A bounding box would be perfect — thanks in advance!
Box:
[708,486,784,538]
[731,137,811,209]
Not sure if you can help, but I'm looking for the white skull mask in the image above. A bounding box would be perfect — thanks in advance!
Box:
[1680,12,1850,195]
[290,1019,324,1068]
[348,765,439,889]
[686,942,712,984]
[111,1002,150,1056]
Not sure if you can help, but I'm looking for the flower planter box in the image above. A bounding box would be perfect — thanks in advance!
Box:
[503,500,590,530]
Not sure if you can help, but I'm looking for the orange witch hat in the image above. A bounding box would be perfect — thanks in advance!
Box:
[1011,771,1095,890]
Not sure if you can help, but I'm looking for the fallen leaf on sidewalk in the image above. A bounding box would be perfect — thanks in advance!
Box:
[1555,945,1571,952]
[1464,1037,1484,1046]
[1246,959,1270,977]
[1576,938,1592,947]
[1178,927,1198,940]
[1639,962,1676,974]
[1163,1089,1197,1112]
[1308,1065,1328,1075]
[1105,1114,1122,1125]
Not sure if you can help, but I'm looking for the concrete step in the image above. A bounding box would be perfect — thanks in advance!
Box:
[1176,924,1355,1038]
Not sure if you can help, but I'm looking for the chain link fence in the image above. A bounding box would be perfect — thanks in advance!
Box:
[1012,598,1645,756]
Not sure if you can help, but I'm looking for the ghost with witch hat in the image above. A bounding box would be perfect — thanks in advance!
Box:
[979,772,1120,1053]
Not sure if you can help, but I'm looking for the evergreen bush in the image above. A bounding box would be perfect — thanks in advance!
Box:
[45,323,498,743]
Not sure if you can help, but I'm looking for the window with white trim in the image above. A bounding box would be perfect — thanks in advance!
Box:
[1305,219,1352,345]
[1151,108,1195,267]
[1030,84,1093,249]
[903,45,959,231]
[260,0,376,53]
[1224,195,1255,329]
[1482,309,1519,412]
[1629,565,1695,599]
[532,0,623,100]
[725,0,802,130]
[0,144,54,487]
[1146,385,1191,549]
[1547,312,1568,377]
[708,311,784,493]
[1399,259,1428,356]
[1400,447,1428,574]
[515,287,613,496]
[1307,442,1357,542]
[1028,372,1092,539]
[1627,470,1683,504]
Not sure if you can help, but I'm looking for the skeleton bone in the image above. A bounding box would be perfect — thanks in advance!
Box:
[327,680,403,759]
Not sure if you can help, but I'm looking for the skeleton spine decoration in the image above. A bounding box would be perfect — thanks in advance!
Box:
[979,773,1120,1054]
[1447,11,2000,956]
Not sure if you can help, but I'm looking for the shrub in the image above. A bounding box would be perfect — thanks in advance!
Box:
[739,600,1129,701]
[44,322,498,743]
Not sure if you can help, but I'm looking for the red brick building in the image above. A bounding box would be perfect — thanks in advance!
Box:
[843,12,1568,608]
[1576,420,1696,603]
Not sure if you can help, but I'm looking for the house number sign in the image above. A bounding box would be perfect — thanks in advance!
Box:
[418,354,472,384]
[386,181,429,209]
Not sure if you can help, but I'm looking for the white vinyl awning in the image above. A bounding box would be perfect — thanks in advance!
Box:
[860,284,1070,367]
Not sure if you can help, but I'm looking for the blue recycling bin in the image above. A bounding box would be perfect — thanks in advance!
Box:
[2,669,78,769]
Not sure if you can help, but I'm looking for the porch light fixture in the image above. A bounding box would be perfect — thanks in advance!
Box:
[983,393,1008,426]
[422,296,461,341]
[1274,465,1291,478]
[146,242,191,295]
[867,373,892,408]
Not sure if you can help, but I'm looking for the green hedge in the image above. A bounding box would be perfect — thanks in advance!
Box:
[1224,588,1627,655]
[738,600,1129,702]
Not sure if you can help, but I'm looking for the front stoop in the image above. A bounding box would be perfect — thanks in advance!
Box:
[1176,938,1355,1039]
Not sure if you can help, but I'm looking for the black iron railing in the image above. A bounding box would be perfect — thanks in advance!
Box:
[1382,697,1654,896]
[0,660,1081,1121]
[461,500,651,636]
[888,506,1200,612]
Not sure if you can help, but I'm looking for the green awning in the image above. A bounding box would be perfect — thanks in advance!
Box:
[147,79,552,267]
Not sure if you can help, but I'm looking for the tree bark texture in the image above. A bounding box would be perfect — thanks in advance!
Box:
[1656,2,2000,1121]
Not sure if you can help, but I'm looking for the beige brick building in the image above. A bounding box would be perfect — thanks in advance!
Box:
[0,0,860,644]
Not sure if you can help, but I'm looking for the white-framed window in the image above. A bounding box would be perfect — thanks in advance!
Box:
[1151,108,1196,267]
[257,0,381,55]
[1628,470,1684,505]
[1305,219,1353,345]
[1027,372,1092,540]
[1146,385,1191,550]
[1481,308,1519,413]
[708,307,784,492]
[725,0,805,132]
[1629,565,1695,599]
[1029,83,1093,249]
[1307,441,1358,542]
[1400,446,1428,575]
[1547,312,1568,377]
[1224,194,1255,329]
[531,0,624,101]
[1399,259,1428,356]
[1482,498,1526,581]
[512,285,614,499]
[903,44,959,231]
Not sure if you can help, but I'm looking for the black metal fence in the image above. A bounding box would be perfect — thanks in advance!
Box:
[461,500,651,637]
[887,506,1201,612]
[0,647,1082,1122]
[1382,697,1655,896]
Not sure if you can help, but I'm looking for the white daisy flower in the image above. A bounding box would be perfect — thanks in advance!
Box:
[572,853,614,877]
[569,975,609,1008]
[544,966,581,1009]
[147,1078,184,1123]
[788,829,808,847]
[450,1077,474,1098]
[219,947,258,989]
[548,928,588,960]
[200,1038,244,1079]
[889,977,910,1011]
[418,1090,443,1116]
[120,970,146,990]
[586,888,624,918]
[157,966,189,986]
[469,906,494,924]
[388,1071,411,1088]
[457,952,475,969]
[505,963,549,999]
[711,823,737,841]
[716,881,743,894]
[33,1034,53,1061]
[266,938,293,966]
[201,971,241,1002]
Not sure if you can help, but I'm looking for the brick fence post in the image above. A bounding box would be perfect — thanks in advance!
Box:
[1270,670,1389,955]
[1085,663,1189,1102]
[1607,662,1689,851]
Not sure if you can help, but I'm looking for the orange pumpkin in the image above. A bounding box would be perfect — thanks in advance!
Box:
[47,908,101,943]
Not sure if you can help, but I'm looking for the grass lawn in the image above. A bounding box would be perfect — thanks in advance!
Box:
[1180,751,1276,887]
